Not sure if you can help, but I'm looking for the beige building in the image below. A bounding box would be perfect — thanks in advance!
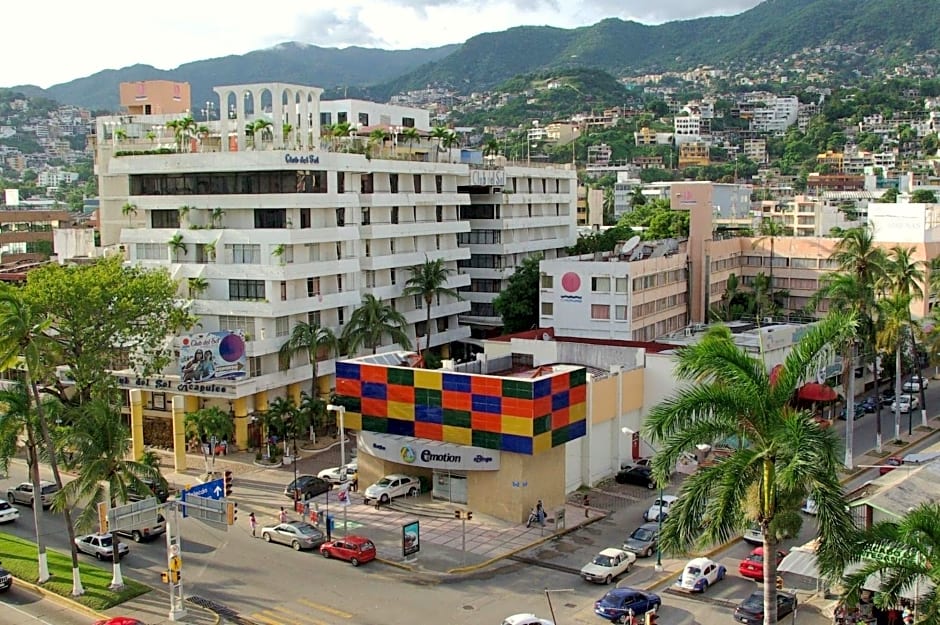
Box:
[120,81,191,116]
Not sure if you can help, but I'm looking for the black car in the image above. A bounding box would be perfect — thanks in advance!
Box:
[614,465,656,489]
[127,478,170,503]
[733,590,797,625]
[285,475,332,499]
[0,561,10,592]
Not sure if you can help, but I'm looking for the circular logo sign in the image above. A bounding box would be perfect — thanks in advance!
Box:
[561,272,581,293]
[400,445,416,463]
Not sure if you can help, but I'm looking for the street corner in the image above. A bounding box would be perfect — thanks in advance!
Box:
[12,576,110,622]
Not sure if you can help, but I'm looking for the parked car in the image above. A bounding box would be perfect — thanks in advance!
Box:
[6,481,59,508]
[801,498,818,515]
[114,513,166,543]
[317,461,358,485]
[620,457,652,470]
[319,535,376,566]
[643,495,678,523]
[261,520,326,551]
[838,401,867,420]
[880,390,896,406]
[614,465,657,489]
[0,561,10,592]
[741,522,794,544]
[502,615,553,625]
[733,590,797,625]
[93,619,145,625]
[593,588,661,622]
[284,475,332,500]
[580,548,636,584]
[622,522,659,558]
[75,532,129,560]
[676,557,726,592]
[363,474,420,504]
[127,478,170,503]
[0,500,20,524]
[903,375,929,393]
[879,456,904,475]
[861,396,878,413]
[739,547,788,580]
[891,394,919,414]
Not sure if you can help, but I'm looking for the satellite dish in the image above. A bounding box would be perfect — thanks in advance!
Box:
[620,235,641,255]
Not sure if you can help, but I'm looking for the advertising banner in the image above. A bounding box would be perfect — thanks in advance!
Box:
[179,331,247,382]
[359,431,500,471]
[402,520,419,557]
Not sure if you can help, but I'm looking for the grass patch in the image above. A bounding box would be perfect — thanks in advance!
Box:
[0,532,150,611]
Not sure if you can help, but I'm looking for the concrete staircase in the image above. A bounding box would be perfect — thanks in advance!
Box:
[386,494,463,519]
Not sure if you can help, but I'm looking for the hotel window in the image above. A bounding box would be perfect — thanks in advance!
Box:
[541,302,553,316]
[402,117,415,128]
[541,275,553,289]
[306,277,320,296]
[275,316,289,337]
[615,277,629,293]
[336,208,345,227]
[615,305,628,321]
[390,239,396,254]
[361,207,371,225]
[219,315,255,337]
[280,281,287,301]
[229,280,265,301]
[436,206,443,222]
[136,243,166,260]
[337,275,344,292]
[390,269,397,285]
[592,277,611,292]
[338,308,345,325]
[300,208,311,229]
[230,244,260,264]
[249,356,262,377]
[365,271,375,288]
[391,206,399,224]
[591,304,610,320]
[435,175,442,193]
[414,295,424,309]
[254,209,286,229]
[307,311,320,326]
[413,175,422,193]
[365,241,371,257]
[151,210,180,229]
[336,241,342,259]
[361,174,374,194]
[337,173,345,194]
[436,234,441,250]
[389,174,399,194]
[358,112,369,126]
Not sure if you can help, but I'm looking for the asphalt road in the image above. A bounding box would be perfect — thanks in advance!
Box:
[0,586,94,625]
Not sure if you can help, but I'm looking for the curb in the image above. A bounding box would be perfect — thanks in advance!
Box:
[12,575,109,622]
[148,585,222,625]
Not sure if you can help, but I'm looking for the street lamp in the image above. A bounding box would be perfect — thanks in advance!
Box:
[326,404,347,469]
[623,427,664,572]
[544,588,574,625]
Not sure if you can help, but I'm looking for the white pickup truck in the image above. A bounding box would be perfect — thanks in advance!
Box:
[114,513,167,543]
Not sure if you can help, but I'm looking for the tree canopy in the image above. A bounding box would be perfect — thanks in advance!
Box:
[493,255,542,333]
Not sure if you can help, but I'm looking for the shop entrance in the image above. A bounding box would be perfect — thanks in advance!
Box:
[432,470,467,504]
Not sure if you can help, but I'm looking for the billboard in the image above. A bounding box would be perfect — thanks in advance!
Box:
[179,331,247,382]
[402,520,419,557]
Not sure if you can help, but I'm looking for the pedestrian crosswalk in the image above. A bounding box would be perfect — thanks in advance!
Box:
[250,598,353,625]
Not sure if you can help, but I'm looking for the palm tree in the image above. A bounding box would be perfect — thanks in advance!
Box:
[440,130,460,162]
[401,127,421,157]
[630,186,647,208]
[483,138,500,158]
[328,122,353,151]
[753,220,790,313]
[168,233,187,261]
[177,205,193,224]
[839,503,940,621]
[298,391,325,436]
[187,277,209,299]
[884,245,927,427]
[264,396,296,457]
[403,256,460,359]
[184,407,235,474]
[430,126,451,162]
[204,240,218,262]
[166,115,196,152]
[0,384,49,583]
[279,321,339,399]
[877,293,912,442]
[209,208,225,228]
[0,286,84,595]
[644,311,859,625]
[56,399,162,590]
[121,202,138,226]
[367,128,388,158]
[342,294,412,355]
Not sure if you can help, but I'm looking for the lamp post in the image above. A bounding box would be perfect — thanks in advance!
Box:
[623,427,664,572]
[326,404,347,536]
[544,588,573,625]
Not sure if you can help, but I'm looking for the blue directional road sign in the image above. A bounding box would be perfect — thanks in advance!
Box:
[181,478,225,518]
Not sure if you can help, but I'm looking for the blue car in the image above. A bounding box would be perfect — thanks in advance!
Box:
[861,396,878,413]
[594,588,661,622]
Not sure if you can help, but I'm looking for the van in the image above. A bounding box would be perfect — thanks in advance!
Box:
[114,513,166,543]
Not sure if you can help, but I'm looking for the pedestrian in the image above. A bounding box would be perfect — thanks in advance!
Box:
[248,512,257,537]
[351,474,358,493]
[536,499,545,527]
[279,506,288,524]
[303,499,310,518]
[583,494,591,517]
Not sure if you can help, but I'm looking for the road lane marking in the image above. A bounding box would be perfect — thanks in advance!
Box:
[251,611,288,625]
[273,605,333,625]
[3,602,59,625]
[298,598,353,619]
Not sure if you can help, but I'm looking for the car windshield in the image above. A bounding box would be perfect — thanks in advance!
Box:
[592,554,615,567]
[362,540,375,550]
[376,478,393,487]
[742,593,763,608]
[631,528,654,541]
[746,553,764,563]
[40,485,57,494]
[99,536,113,547]
[685,566,701,576]
[295,524,320,536]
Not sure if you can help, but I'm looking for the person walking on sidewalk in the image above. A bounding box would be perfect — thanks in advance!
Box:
[279,506,288,524]
[248,512,258,537]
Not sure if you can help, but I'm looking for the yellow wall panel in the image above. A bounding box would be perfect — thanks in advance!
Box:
[532,432,552,454]
[442,425,471,445]
[570,401,587,422]
[413,369,443,390]
[387,401,415,421]
[501,415,533,437]
[344,412,363,431]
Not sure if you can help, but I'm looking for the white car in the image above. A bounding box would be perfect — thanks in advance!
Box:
[502,614,554,625]
[891,394,919,414]
[74,533,129,560]
[743,523,764,544]
[364,474,420,504]
[902,376,928,393]
[318,461,358,485]
[642,495,678,522]
[580,548,637,584]
[801,498,818,515]
[676,557,726,592]
[0,500,19,523]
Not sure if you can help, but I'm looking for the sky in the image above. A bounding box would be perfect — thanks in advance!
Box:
[4,0,763,89]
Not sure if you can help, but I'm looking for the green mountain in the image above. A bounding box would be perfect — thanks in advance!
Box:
[8,0,940,111]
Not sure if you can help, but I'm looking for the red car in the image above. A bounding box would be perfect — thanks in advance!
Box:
[94,619,144,625]
[738,547,787,580]
[320,535,376,566]
[880,456,903,475]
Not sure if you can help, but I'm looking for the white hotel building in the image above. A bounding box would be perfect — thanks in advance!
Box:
[92,82,575,460]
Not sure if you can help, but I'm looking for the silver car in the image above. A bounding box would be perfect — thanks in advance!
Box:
[75,533,129,560]
[6,481,59,509]
[622,522,660,558]
[260,521,326,551]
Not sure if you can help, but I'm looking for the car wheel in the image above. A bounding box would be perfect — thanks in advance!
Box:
[351,557,360,567]
[701,580,708,592]
[28,498,34,507]
[95,552,103,561]
[646,481,655,490]
[132,531,143,543]
[5,493,13,504]
[604,575,612,585]
[407,487,418,497]
[263,533,272,542]
[644,547,652,558]
[292,541,301,551]
[380,494,390,504]
[321,549,330,558]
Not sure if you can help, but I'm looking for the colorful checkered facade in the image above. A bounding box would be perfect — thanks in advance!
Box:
[334,362,587,455]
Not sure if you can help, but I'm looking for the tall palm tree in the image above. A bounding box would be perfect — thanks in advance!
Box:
[209,208,225,228]
[839,503,940,620]
[401,127,421,157]
[298,391,325,436]
[166,115,196,153]
[168,233,187,261]
[279,321,339,399]
[0,286,84,595]
[0,384,49,582]
[644,311,859,625]
[367,128,388,158]
[430,126,451,162]
[184,406,235,474]
[328,122,353,151]
[440,130,460,162]
[884,245,927,427]
[187,277,209,299]
[753,220,790,314]
[403,256,460,359]
[56,399,162,590]
[121,202,138,226]
[342,294,412,355]
[877,293,912,441]
[483,138,500,158]
[264,396,295,457]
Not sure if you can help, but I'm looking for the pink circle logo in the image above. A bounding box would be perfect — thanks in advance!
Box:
[561,272,581,293]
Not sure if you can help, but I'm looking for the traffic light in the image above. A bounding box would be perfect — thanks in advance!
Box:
[226,501,237,526]
[454,510,461,519]
[161,571,169,584]
[170,570,181,583]
[224,470,233,497]
[467,511,472,520]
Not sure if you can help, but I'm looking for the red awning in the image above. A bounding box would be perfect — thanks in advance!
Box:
[797,382,838,402]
